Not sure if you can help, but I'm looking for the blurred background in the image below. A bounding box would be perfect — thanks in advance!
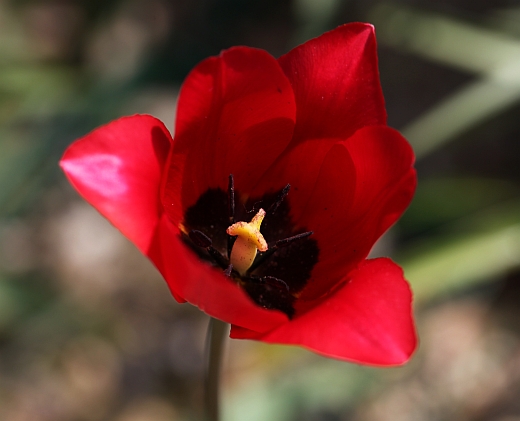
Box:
[1,0,520,420]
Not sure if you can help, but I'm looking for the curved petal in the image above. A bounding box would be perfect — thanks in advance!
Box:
[150,213,288,332]
[60,115,171,254]
[249,136,346,218]
[162,46,296,226]
[230,258,417,366]
[278,23,386,143]
[296,126,416,299]
[340,126,416,228]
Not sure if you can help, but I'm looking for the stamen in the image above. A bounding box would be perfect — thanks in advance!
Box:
[247,231,313,273]
[227,174,236,258]
[188,230,229,270]
[275,231,313,247]
[189,229,212,248]
[261,276,290,291]
[208,248,229,270]
[267,184,290,215]
[224,264,233,277]
[228,174,235,224]
[246,200,264,215]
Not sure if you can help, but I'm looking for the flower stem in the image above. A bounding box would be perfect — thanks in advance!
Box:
[204,317,229,421]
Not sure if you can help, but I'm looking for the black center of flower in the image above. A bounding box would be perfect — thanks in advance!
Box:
[181,175,319,318]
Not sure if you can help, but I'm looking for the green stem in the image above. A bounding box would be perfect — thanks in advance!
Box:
[204,317,229,421]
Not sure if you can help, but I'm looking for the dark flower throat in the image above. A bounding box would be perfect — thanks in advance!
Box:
[182,175,319,318]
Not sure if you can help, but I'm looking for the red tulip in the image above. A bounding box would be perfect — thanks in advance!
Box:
[60,23,417,365]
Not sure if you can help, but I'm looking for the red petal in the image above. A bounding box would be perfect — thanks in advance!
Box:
[162,47,296,225]
[278,23,386,143]
[343,127,416,236]
[149,214,287,332]
[60,115,171,254]
[296,126,416,299]
[231,258,417,365]
[249,136,346,218]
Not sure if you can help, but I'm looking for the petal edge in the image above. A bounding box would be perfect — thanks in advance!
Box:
[60,114,171,254]
[231,258,417,366]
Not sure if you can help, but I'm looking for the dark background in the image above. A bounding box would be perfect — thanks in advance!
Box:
[1,0,520,420]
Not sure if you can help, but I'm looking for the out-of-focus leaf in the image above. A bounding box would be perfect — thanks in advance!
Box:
[370,3,520,158]
[401,79,520,158]
[400,202,520,303]
[371,3,520,75]
[401,177,519,237]
[0,65,80,122]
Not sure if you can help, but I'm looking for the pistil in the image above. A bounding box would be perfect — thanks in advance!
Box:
[226,209,268,275]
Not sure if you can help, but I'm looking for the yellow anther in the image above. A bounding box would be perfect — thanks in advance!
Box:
[226,209,268,275]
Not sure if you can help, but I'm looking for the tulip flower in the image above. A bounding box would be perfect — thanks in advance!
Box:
[61,23,417,365]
